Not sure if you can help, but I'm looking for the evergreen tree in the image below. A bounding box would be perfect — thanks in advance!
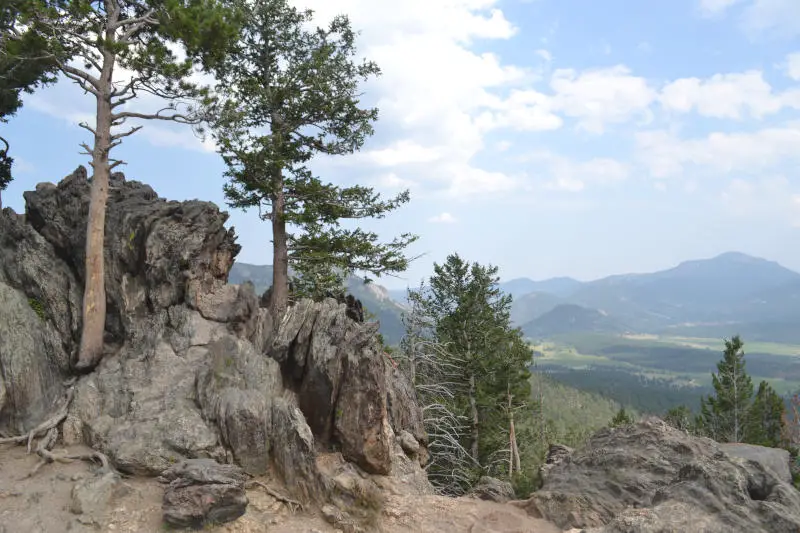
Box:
[664,405,693,432]
[746,381,785,448]
[0,0,69,207]
[12,0,241,369]
[403,253,534,494]
[208,0,416,321]
[699,336,753,443]
[610,407,634,427]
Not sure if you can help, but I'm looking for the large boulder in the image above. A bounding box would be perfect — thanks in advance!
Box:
[519,417,800,533]
[719,442,792,484]
[160,459,248,529]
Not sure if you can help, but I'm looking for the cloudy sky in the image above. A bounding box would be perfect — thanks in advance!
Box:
[4,0,800,289]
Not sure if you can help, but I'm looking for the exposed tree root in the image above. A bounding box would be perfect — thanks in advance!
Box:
[245,479,304,512]
[0,379,114,480]
[24,426,114,479]
[0,380,76,450]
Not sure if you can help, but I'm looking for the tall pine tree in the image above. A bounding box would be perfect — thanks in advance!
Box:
[208,0,416,321]
[699,335,753,443]
[403,253,533,494]
[13,0,241,369]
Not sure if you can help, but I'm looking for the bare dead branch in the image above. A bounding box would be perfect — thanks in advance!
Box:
[110,125,142,142]
[78,122,98,137]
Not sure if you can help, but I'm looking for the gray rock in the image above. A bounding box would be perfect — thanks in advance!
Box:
[539,443,573,483]
[398,430,420,458]
[386,363,427,447]
[469,476,516,503]
[195,334,282,475]
[161,459,248,529]
[522,418,800,533]
[0,281,65,435]
[69,472,122,519]
[334,339,392,475]
[270,398,330,504]
[720,442,792,483]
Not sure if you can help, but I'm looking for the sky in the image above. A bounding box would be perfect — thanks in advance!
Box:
[3,0,800,290]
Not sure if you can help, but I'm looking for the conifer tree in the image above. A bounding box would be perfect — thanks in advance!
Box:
[403,253,533,494]
[12,0,240,369]
[746,380,785,448]
[610,407,634,427]
[0,0,68,207]
[699,335,753,443]
[208,0,416,321]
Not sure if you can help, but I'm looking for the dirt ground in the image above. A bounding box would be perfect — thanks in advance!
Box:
[0,444,563,533]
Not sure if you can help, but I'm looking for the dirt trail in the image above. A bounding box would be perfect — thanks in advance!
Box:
[0,444,562,533]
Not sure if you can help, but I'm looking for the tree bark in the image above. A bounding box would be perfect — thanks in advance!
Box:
[469,372,479,463]
[75,8,116,371]
[270,174,289,323]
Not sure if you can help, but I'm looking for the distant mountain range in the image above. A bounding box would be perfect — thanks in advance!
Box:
[509,252,800,341]
[227,252,800,346]
[228,263,408,345]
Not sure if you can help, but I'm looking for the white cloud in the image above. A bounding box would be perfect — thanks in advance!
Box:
[364,141,443,166]
[660,71,785,119]
[699,0,800,36]
[376,172,416,190]
[548,66,657,133]
[785,52,800,80]
[289,0,533,197]
[699,0,744,16]
[428,212,457,223]
[522,152,630,192]
[636,124,800,178]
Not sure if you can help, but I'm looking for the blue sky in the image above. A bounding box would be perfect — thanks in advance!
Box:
[3,0,800,290]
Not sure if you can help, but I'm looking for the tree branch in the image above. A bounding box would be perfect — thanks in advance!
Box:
[110,125,142,141]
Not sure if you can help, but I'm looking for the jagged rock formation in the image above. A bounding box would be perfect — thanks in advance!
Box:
[0,168,431,522]
[517,418,800,533]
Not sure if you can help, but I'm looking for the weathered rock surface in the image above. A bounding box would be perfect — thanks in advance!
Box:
[469,476,516,503]
[69,471,125,520]
[160,459,248,529]
[0,167,430,514]
[520,418,800,533]
[539,443,573,483]
[720,442,792,483]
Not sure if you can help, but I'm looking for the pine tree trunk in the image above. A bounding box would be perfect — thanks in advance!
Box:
[76,45,115,371]
[270,178,289,323]
[469,372,479,462]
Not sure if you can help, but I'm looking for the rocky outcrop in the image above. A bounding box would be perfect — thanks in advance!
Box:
[539,443,573,483]
[0,167,430,511]
[519,418,800,533]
